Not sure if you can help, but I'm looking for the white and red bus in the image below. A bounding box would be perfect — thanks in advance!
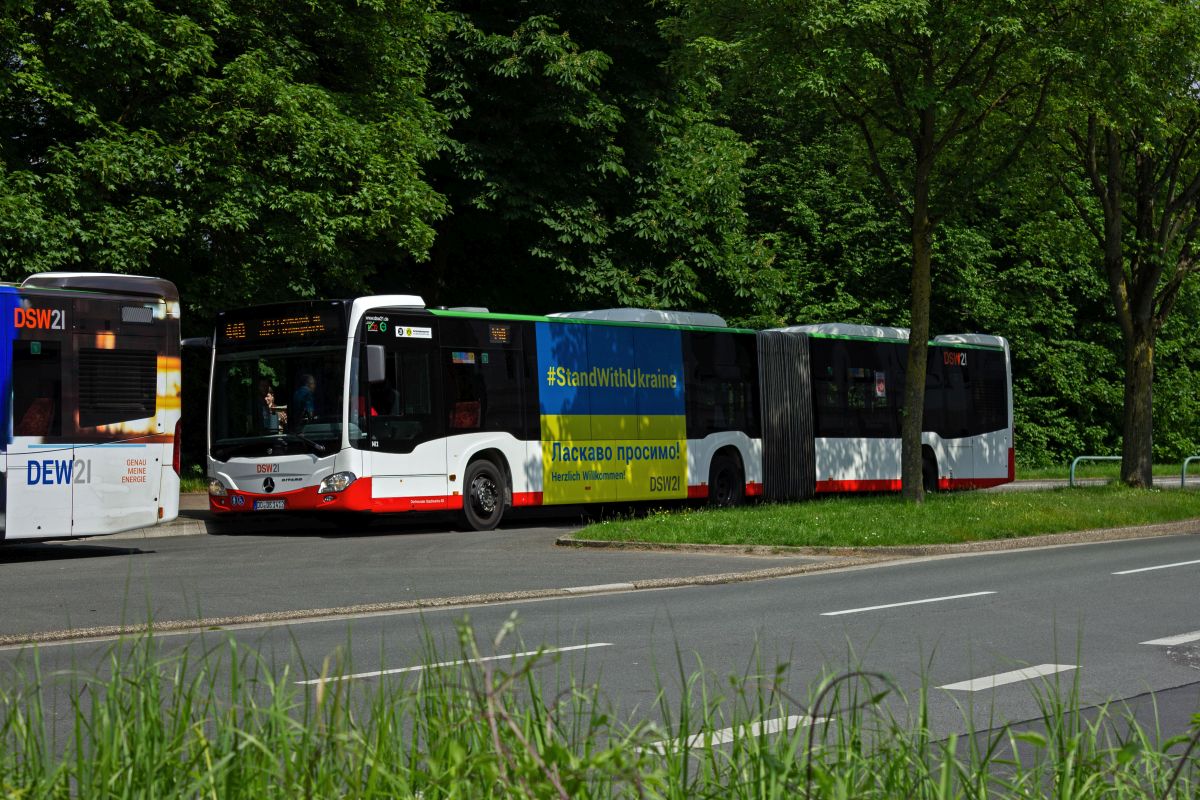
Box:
[2,273,182,542]
[205,300,1011,530]
[776,324,1014,494]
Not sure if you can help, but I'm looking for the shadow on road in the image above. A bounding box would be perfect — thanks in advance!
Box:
[0,541,150,563]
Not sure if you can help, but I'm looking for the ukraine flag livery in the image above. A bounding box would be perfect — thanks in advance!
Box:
[535,321,688,503]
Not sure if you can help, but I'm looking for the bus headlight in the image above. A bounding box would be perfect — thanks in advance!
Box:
[208,478,228,497]
[318,472,356,494]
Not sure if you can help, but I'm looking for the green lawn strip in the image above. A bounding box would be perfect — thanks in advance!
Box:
[1017,462,1190,480]
[579,486,1200,548]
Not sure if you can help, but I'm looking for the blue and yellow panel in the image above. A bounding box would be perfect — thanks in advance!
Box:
[536,322,687,503]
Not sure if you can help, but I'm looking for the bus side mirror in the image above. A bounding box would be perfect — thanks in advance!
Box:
[366,344,386,383]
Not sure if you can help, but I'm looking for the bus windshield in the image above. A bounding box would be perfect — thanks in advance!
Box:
[210,346,346,460]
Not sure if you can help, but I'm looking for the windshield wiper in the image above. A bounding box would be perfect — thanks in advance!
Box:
[212,433,328,460]
[279,432,328,455]
[211,440,274,460]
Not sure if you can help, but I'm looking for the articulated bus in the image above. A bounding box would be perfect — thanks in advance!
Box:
[205,297,1012,530]
[2,273,182,542]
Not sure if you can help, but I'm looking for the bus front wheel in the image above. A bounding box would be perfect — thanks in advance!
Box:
[463,460,506,531]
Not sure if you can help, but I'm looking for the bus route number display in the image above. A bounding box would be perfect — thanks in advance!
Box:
[221,311,337,342]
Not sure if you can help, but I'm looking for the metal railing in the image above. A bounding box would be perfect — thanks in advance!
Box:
[1069,455,1121,487]
[1182,456,1200,488]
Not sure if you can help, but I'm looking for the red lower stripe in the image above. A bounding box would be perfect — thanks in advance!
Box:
[815,476,1012,494]
[939,477,1012,490]
[688,485,708,499]
[512,491,543,507]
[816,479,902,493]
[211,478,531,513]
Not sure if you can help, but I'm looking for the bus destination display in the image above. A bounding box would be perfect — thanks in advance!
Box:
[220,309,342,343]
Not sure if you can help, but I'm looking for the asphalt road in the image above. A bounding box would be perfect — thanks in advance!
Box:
[2,514,1198,747]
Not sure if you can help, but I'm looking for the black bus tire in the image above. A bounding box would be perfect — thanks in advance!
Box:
[708,454,745,507]
[463,459,506,531]
[922,453,938,494]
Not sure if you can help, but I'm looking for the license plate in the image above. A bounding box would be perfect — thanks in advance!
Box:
[253,499,286,511]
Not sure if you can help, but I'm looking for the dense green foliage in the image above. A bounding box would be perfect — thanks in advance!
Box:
[1,0,448,318]
[3,0,1199,467]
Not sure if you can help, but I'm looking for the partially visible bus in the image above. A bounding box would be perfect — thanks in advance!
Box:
[1,273,182,542]
[762,324,1013,496]
[204,299,1012,530]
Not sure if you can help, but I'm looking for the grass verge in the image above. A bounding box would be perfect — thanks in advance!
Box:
[577,486,1200,548]
[1,620,1196,798]
[1017,462,1191,481]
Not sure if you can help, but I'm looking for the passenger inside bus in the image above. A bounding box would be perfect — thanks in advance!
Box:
[255,378,280,431]
[289,373,316,430]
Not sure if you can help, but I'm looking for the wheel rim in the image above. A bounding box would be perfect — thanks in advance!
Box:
[471,474,498,516]
[715,470,733,504]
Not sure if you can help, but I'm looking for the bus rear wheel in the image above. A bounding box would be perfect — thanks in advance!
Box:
[463,460,506,531]
[922,453,939,494]
[708,454,745,507]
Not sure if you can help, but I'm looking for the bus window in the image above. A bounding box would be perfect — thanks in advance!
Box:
[442,349,524,434]
[12,341,62,437]
[683,331,759,439]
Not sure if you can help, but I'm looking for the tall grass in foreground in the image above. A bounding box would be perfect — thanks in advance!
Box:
[0,620,1197,798]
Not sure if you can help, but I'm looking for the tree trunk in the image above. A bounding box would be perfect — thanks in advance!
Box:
[1120,322,1155,487]
[901,213,933,501]
[901,108,936,502]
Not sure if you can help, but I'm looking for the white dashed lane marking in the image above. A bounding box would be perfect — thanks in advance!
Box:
[298,642,613,685]
[639,716,828,753]
[939,664,1077,692]
[1113,558,1200,576]
[820,591,996,617]
[1141,631,1200,646]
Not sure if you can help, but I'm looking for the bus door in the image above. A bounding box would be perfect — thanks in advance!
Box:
[7,320,73,538]
[935,350,974,485]
[70,330,164,535]
[360,315,448,508]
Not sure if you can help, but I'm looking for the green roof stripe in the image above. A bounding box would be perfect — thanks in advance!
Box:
[428,308,754,334]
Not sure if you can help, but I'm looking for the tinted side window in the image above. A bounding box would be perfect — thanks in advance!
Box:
[925,347,1008,438]
[682,332,760,438]
[810,338,902,438]
[438,317,527,437]
[973,349,1009,434]
[443,347,525,435]
[12,341,63,437]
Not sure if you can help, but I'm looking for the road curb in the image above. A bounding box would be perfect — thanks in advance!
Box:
[101,519,211,540]
[554,518,1200,557]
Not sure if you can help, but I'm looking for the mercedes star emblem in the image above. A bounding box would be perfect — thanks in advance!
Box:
[263,477,275,493]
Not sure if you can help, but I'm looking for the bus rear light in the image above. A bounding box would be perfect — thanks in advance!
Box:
[319,472,356,494]
[172,420,181,474]
[208,479,228,497]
